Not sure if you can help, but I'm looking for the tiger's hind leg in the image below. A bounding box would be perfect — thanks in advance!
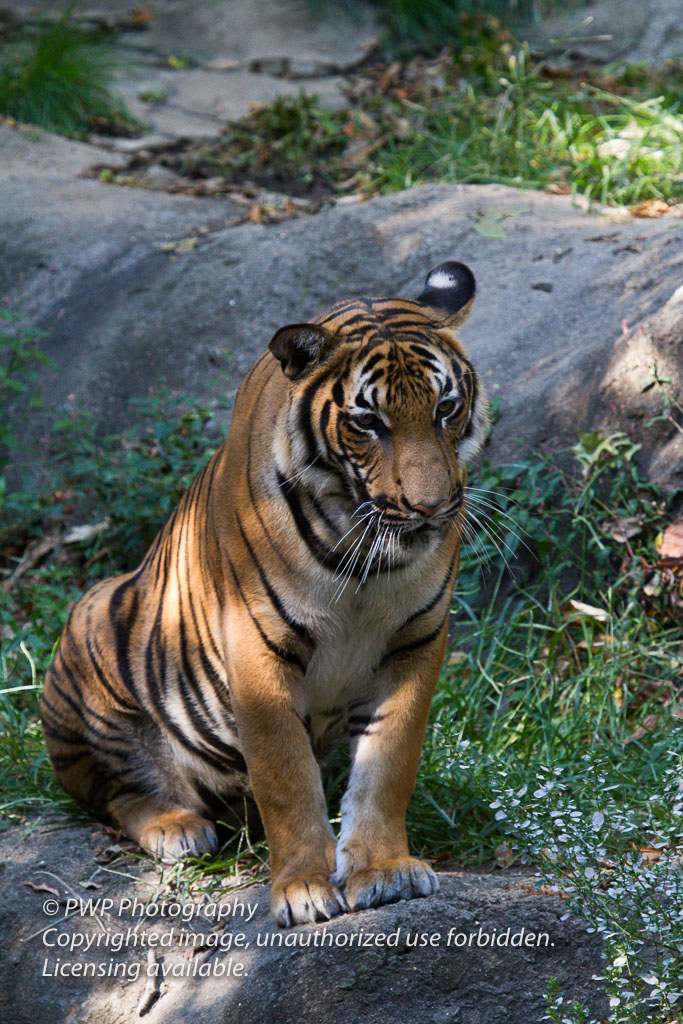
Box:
[43,681,220,863]
[42,642,221,864]
[110,798,218,863]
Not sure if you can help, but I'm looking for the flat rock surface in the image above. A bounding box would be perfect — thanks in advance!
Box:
[2,0,375,141]
[0,820,607,1024]
[2,122,682,490]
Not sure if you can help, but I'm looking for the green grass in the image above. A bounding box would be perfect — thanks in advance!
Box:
[339,0,590,58]
[362,47,683,206]
[111,19,683,210]
[1,325,681,1021]
[0,5,139,137]
[370,0,540,57]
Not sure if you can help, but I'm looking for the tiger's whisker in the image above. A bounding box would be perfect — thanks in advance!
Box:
[329,509,376,555]
[332,518,374,583]
[464,500,525,556]
[279,454,320,488]
[466,509,517,577]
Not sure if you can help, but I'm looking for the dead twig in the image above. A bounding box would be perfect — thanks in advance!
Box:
[137,949,160,1016]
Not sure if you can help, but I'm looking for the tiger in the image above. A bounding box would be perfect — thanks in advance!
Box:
[41,260,488,927]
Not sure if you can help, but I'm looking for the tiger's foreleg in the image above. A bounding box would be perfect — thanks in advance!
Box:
[226,612,343,927]
[331,621,448,910]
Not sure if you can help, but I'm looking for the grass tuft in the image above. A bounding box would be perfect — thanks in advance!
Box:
[0,5,139,137]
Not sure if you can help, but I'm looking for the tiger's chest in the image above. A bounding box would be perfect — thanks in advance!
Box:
[297,559,445,750]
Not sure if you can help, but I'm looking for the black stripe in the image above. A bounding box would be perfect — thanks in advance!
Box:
[50,660,126,737]
[143,614,245,773]
[49,750,91,769]
[85,637,139,713]
[110,579,144,703]
[360,351,384,376]
[376,617,447,671]
[319,308,371,329]
[308,491,338,535]
[225,552,306,672]
[277,470,346,574]
[297,366,336,468]
[347,712,386,726]
[319,398,331,438]
[235,512,313,643]
[462,374,479,439]
[403,551,457,628]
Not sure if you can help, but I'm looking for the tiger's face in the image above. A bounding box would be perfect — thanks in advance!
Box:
[270,261,487,540]
[330,329,480,529]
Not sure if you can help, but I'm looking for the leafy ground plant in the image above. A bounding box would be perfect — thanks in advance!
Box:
[0,4,139,137]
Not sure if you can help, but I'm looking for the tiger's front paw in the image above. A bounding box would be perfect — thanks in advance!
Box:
[271,873,347,928]
[340,856,439,912]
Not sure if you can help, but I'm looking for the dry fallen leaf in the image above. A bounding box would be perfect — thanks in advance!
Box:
[62,519,110,546]
[605,516,643,543]
[630,713,665,741]
[659,519,683,559]
[94,843,125,864]
[631,198,670,218]
[1,534,60,593]
[566,599,610,622]
[24,881,60,897]
[130,2,155,25]
[576,632,615,652]
[247,204,263,224]
[638,845,663,864]
[521,882,571,899]
[547,182,571,195]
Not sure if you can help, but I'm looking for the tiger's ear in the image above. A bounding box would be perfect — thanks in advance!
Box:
[269,323,339,381]
[416,261,476,327]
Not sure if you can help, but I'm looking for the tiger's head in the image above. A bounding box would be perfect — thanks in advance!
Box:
[269,261,488,538]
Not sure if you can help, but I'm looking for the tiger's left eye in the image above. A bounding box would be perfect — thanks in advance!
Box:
[436,398,459,417]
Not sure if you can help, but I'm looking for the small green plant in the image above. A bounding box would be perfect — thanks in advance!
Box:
[138,89,166,105]
[0,5,139,137]
[0,311,53,455]
[363,45,683,205]
[488,756,683,1024]
[645,365,683,439]
[175,93,345,197]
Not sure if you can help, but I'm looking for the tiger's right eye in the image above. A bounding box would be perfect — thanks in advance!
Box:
[356,412,379,429]
[437,398,458,416]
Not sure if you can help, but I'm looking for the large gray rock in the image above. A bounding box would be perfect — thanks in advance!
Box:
[2,123,682,490]
[525,0,683,65]
[0,820,607,1024]
[2,0,377,67]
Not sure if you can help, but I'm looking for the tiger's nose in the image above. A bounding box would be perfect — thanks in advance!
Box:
[407,498,449,518]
